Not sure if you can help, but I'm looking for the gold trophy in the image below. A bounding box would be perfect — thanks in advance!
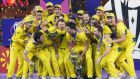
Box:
[69,52,83,79]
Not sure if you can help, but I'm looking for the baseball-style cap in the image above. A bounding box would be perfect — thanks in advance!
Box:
[24,16,33,23]
[54,4,62,10]
[95,6,104,12]
[46,2,53,7]
[77,10,84,14]
[36,6,43,12]
[107,13,115,18]
[91,15,100,20]
[48,27,58,36]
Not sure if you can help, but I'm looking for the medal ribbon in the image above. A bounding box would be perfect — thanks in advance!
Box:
[71,31,77,48]
[27,31,30,38]
[97,34,103,54]
[36,17,42,31]
[60,34,64,43]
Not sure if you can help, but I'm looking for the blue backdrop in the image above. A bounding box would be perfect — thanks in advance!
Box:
[2,18,23,46]
[86,0,101,16]
[43,0,64,5]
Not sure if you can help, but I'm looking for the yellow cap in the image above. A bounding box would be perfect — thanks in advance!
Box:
[24,16,33,23]
[95,6,104,12]
[46,2,53,7]
[48,27,58,36]
[36,6,43,12]
[77,10,84,14]
[91,15,100,20]
[54,4,62,10]
[107,13,115,18]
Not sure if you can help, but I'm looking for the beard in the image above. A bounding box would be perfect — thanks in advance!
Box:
[48,9,53,14]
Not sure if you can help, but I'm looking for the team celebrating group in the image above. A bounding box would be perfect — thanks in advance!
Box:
[7,2,137,79]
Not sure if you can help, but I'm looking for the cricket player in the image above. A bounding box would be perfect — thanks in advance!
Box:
[7,16,33,79]
[22,6,48,79]
[66,22,93,79]
[41,4,68,28]
[107,13,137,79]
[22,31,56,79]
[90,14,112,79]
[53,19,71,78]
[43,2,54,18]
[94,26,122,79]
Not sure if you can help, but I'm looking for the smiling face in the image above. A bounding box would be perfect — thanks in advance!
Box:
[108,17,115,26]
[54,7,61,17]
[58,21,65,31]
[46,6,54,15]
[26,22,33,31]
[83,14,90,24]
[96,10,104,18]
[36,11,43,19]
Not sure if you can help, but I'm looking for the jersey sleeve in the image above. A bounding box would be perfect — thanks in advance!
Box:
[13,27,24,45]
[117,22,126,35]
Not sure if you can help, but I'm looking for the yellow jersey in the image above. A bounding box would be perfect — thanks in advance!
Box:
[46,13,69,27]
[66,31,89,47]
[32,16,47,32]
[25,30,52,53]
[24,15,47,33]
[76,18,80,27]
[95,35,120,53]
[109,22,135,48]
[103,25,112,34]
[55,31,69,48]
[11,25,29,48]
[42,10,53,18]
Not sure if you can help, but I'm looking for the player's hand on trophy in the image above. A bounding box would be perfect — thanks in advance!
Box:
[29,61,35,66]
[96,57,101,65]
